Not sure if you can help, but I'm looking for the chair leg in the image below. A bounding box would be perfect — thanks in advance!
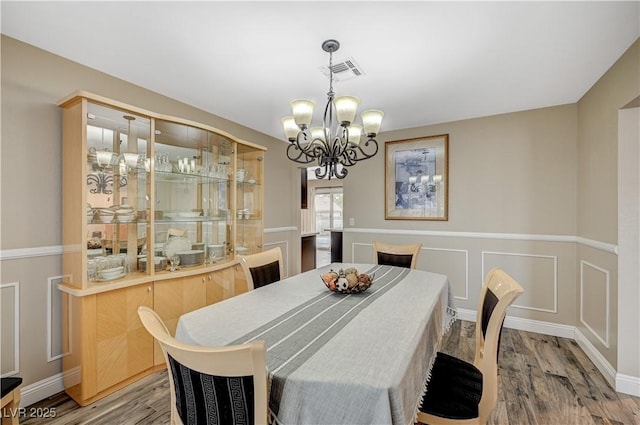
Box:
[1,386,21,425]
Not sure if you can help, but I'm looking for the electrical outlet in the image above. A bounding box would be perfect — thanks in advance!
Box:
[349,217,355,226]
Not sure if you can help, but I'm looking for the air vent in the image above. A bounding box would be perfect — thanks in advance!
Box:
[319,56,365,82]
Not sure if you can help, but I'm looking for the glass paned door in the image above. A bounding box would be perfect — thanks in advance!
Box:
[315,189,343,253]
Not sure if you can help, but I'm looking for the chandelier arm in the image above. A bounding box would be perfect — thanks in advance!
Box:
[315,164,329,180]
[293,130,330,160]
[338,148,358,167]
[350,137,380,161]
[337,126,349,157]
[334,164,348,179]
[286,143,315,164]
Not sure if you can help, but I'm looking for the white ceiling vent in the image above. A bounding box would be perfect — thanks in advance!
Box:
[319,57,365,82]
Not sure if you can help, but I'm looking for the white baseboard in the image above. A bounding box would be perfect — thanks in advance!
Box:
[457,308,575,339]
[456,308,640,396]
[574,328,617,389]
[615,373,640,397]
[19,372,65,407]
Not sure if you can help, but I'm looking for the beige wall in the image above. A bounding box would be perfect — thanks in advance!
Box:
[576,39,639,370]
[0,36,298,390]
[359,104,579,234]
[343,104,579,328]
[617,105,639,379]
[577,39,639,244]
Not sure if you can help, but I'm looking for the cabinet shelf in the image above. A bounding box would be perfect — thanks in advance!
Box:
[155,216,229,223]
[154,170,229,184]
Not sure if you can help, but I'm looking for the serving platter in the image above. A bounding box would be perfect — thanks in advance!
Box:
[96,272,126,282]
[164,236,191,258]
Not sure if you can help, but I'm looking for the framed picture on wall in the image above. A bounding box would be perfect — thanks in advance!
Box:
[385,134,449,220]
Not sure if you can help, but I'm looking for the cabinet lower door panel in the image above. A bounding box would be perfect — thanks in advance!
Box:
[153,276,207,365]
[95,284,153,393]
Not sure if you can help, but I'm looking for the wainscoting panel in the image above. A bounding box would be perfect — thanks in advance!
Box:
[580,260,610,348]
[47,275,70,362]
[482,251,558,313]
[263,240,290,278]
[1,281,20,376]
[350,243,469,300]
[352,242,373,264]
[419,247,469,300]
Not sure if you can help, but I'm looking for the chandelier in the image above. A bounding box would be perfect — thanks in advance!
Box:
[281,39,384,180]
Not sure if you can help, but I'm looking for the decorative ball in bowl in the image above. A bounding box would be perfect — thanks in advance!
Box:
[321,268,374,294]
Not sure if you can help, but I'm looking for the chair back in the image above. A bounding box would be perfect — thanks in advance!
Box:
[473,268,524,423]
[372,241,421,269]
[239,247,284,290]
[137,306,268,425]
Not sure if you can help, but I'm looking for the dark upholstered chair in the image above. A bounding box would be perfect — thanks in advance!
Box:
[372,241,421,269]
[1,377,23,425]
[417,268,524,425]
[138,306,268,425]
[239,247,284,290]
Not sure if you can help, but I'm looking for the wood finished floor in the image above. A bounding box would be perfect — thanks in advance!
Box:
[21,320,639,425]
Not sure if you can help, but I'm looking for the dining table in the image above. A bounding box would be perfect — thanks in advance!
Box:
[175,263,457,425]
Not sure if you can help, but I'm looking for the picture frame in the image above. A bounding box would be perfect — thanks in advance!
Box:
[385,134,449,220]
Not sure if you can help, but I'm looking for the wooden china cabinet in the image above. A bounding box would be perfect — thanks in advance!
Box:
[57,91,265,405]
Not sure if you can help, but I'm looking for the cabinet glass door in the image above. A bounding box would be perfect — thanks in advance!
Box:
[86,103,150,282]
[235,145,264,255]
[153,121,232,272]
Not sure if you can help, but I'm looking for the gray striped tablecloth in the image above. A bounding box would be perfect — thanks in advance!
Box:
[175,263,456,425]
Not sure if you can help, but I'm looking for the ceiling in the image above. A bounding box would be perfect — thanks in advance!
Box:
[2,1,639,141]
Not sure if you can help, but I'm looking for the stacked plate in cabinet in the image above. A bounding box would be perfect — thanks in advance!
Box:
[115,204,136,222]
[96,207,116,223]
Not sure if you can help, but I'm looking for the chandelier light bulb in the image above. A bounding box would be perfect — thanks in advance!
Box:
[291,99,315,128]
[347,125,362,146]
[334,96,360,125]
[281,117,299,140]
[361,110,384,136]
[310,127,327,143]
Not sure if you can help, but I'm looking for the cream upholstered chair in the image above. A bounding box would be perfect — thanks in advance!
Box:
[239,247,284,290]
[417,268,524,425]
[137,307,268,425]
[372,241,422,269]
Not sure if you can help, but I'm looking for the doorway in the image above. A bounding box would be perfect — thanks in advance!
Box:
[315,188,343,266]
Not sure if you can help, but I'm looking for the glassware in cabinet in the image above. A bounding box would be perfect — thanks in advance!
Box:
[84,102,151,284]
[234,144,264,256]
[152,120,233,270]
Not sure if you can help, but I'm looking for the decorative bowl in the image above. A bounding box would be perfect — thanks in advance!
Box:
[321,268,374,294]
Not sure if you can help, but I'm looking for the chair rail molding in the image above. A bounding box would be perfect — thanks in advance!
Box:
[0,245,63,261]
[343,228,618,254]
[264,226,297,234]
[263,240,290,278]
